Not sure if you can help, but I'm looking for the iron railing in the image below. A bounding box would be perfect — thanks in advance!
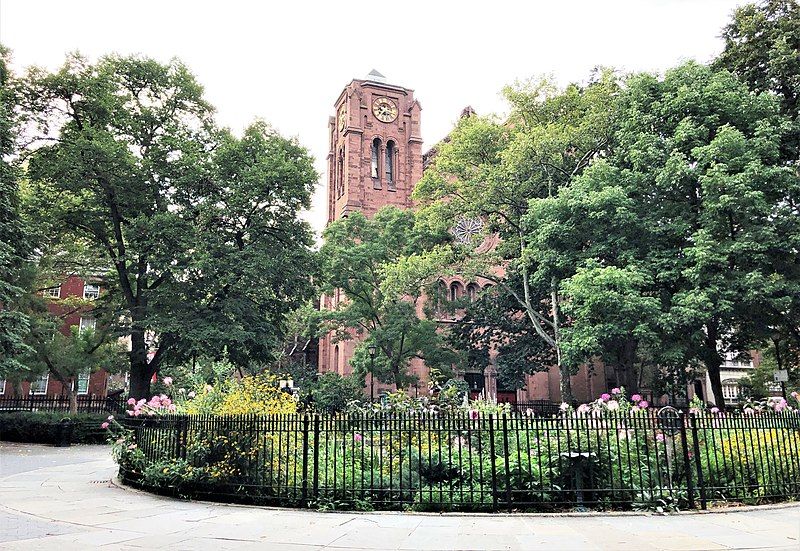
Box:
[120,410,800,512]
[0,395,125,414]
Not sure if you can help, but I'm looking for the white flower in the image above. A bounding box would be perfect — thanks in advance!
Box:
[188,391,196,398]
[607,400,620,411]
[559,402,570,412]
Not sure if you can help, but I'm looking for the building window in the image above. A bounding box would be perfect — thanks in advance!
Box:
[466,283,479,302]
[79,317,97,334]
[0,379,5,395]
[31,373,49,395]
[449,282,463,302]
[721,378,741,402]
[337,148,345,198]
[371,138,381,180]
[44,286,61,299]
[83,283,100,299]
[73,371,90,395]
[385,140,395,187]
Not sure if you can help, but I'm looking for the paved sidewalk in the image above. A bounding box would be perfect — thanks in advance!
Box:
[0,442,798,550]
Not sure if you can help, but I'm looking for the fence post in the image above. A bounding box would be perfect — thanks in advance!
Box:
[301,414,310,507]
[488,414,498,512]
[678,410,695,509]
[312,414,320,502]
[689,412,707,510]
[501,413,512,512]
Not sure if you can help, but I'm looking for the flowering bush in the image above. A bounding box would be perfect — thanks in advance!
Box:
[559,387,649,418]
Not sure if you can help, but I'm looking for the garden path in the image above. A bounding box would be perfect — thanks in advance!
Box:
[0,442,798,550]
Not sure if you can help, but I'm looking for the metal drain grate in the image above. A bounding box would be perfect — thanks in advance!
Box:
[89,479,110,484]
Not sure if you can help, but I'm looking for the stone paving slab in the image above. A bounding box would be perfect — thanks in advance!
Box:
[0,442,799,550]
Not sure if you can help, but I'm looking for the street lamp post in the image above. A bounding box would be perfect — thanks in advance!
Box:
[368,344,377,402]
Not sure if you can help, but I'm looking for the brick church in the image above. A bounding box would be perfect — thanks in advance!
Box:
[317,71,619,405]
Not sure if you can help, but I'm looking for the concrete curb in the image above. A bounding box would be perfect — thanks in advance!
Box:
[109,474,800,518]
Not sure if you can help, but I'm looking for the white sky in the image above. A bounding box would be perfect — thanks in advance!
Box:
[1,0,747,238]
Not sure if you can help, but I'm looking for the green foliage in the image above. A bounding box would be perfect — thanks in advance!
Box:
[320,207,457,389]
[0,412,110,444]
[21,54,318,398]
[310,372,363,414]
[113,412,800,512]
[415,72,620,401]
[0,47,33,381]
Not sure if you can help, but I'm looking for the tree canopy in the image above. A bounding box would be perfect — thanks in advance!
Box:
[22,54,318,397]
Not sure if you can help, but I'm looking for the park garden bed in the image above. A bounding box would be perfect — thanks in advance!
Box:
[111,408,800,513]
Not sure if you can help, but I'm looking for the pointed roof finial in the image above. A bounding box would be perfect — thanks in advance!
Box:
[366,69,387,83]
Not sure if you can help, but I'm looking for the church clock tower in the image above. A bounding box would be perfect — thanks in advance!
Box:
[327,70,423,223]
[320,70,423,376]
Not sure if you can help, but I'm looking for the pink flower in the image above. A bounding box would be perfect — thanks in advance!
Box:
[710,407,720,414]
[631,394,642,402]
[601,393,611,402]
[354,433,363,442]
[791,391,798,400]
[163,377,173,386]
[577,403,590,415]
[607,400,620,411]
[656,433,665,443]
[127,398,136,405]
[638,400,649,409]
[100,422,109,429]
[470,409,480,420]
[611,388,621,395]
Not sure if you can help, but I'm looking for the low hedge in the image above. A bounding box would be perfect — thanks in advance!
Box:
[0,411,109,445]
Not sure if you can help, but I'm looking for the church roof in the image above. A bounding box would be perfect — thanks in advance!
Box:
[366,69,387,83]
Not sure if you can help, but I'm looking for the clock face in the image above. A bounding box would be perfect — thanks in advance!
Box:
[372,97,398,123]
[338,107,347,131]
[452,217,484,244]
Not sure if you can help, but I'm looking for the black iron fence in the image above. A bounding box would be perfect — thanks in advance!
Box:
[0,395,125,414]
[119,410,800,512]
[509,401,562,416]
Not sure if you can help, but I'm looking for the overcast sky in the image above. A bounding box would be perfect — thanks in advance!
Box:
[1,0,747,237]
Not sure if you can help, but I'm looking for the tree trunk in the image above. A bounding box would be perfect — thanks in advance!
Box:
[68,388,78,415]
[128,327,153,399]
[551,278,573,403]
[704,322,726,409]
[12,380,24,398]
[617,339,639,394]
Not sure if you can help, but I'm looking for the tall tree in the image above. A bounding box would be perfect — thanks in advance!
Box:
[415,72,619,401]
[0,46,32,386]
[574,62,794,407]
[320,207,458,389]
[716,0,800,356]
[23,55,318,398]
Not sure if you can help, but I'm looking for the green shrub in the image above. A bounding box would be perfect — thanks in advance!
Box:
[0,411,110,444]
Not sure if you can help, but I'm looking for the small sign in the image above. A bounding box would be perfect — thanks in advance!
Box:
[773,370,789,383]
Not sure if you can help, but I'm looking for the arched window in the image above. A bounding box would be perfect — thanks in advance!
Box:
[466,283,479,302]
[449,281,463,302]
[385,140,395,185]
[334,345,340,373]
[436,280,447,310]
[371,138,381,179]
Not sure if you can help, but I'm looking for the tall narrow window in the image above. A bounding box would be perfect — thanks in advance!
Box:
[371,138,381,179]
[467,283,479,302]
[337,149,345,198]
[385,140,395,186]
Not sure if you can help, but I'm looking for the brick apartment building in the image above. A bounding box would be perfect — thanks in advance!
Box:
[0,274,113,398]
